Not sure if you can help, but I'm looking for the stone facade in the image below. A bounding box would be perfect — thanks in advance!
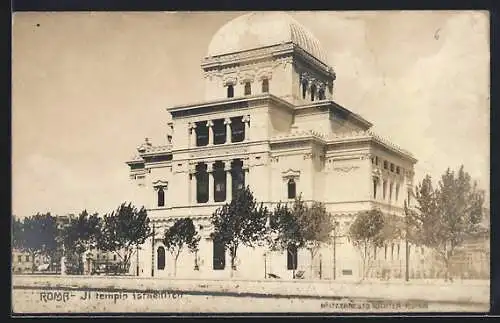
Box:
[126,12,419,280]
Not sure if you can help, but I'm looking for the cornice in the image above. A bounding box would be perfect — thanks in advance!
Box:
[167,94,295,117]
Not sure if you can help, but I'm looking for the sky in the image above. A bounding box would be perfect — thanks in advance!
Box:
[12,11,490,218]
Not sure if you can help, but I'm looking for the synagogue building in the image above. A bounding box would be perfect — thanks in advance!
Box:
[126,12,419,280]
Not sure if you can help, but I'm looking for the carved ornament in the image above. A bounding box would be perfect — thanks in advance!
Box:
[282,169,301,180]
[333,166,360,173]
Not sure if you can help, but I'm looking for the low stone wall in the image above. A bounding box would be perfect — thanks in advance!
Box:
[12,275,489,305]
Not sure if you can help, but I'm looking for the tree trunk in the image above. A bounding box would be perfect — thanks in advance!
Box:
[309,249,314,280]
[230,245,238,278]
[230,254,235,278]
[174,251,180,277]
[31,251,36,274]
[444,258,451,282]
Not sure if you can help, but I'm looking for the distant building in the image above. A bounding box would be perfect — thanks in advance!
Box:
[11,249,50,274]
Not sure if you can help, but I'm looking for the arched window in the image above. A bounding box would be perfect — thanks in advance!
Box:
[157,187,165,207]
[318,88,325,100]
[213,237,225,270]
[310,84,316,101]
[262,79,269,93]
[244,82,251,96]
[227,84,234,98]
[287,244,298,270]
[157,246,165,270]
[287,179,296,199]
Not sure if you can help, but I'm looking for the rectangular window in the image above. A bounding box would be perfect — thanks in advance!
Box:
[212,119,226,145]
[231,117,245,143]
[195,121,209,146]
[389,183,393,201]
[197,171,209,203]
[25,255,29,262]
[287,245,298,270]
[373,179,377,199]
[17,255,22,262]
[383,180,387,200]
[383,161,388,170]
[390,163,395,172]
[396,166,400,174]
[214,170,226,202]
[375,157,379,165]
[232,165,245,199]
[213,238,226,270]
[395,184,400,202]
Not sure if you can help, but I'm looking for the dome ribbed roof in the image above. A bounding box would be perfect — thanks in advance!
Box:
[207,12,328,64]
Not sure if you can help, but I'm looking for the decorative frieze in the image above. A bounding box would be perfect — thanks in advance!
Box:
[202,42,294,66]
[189,147,249,158]
[333,166,360,173]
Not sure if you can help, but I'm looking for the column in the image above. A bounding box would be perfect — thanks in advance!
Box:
[207,120,214,145]
[242,158,250,191]
[190,166,197,205]
[189,123,197,148]
[224,118,232,144]
[243,115,250,141]
[225,161,232,201]
[208,163,214,203]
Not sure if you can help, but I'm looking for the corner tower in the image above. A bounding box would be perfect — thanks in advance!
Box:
[201,12,336,105]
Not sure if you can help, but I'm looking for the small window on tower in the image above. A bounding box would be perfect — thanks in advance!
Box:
[318,88,325,100]
[227,84,234,98]
[244,82,251,96]
[262,79,269,93]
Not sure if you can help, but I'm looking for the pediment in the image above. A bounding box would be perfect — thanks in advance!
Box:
[281,169,300,179]
[152,180,168,188]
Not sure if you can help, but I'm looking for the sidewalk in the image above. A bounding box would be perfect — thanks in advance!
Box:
[12,275,489,305]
